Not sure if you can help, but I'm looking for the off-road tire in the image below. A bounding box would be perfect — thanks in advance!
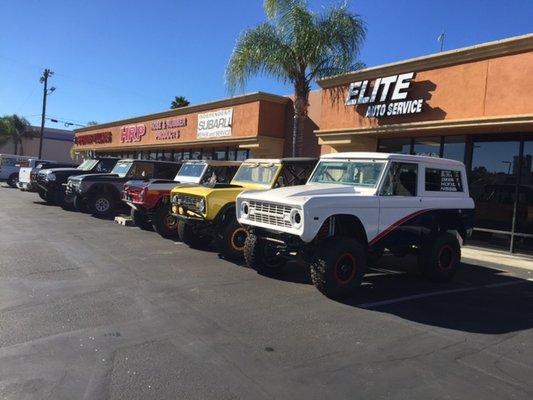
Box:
[244,233,286,275]
[310,236,367,299]
[7,173,18,188]
[418,232,461,282]
[73,196,89,213]
[216,218,248,260]
[38,190,47,201]
[131,208,153,231]
[152,204,179,238]
[89,192,115,219]
[177,220,205,249]
[54,189,72,209]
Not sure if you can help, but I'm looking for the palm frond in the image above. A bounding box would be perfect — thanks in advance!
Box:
[226,23,296,93]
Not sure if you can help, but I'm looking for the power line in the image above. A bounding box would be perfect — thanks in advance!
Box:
[0,53,168,105]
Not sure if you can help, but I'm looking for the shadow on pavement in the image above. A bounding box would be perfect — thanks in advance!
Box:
[269,255,533,334]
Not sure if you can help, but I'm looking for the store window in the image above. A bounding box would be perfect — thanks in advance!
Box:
[442,136,466,162]
[236,149,250,161]
[378,138,412,154]
[213,148,228,160]
[182,150,191,160]
[413,137,441,157]
[228,149,236,161]
[191,149,202,160]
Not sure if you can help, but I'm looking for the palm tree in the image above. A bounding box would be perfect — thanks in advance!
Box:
[0,114,34,155]
[226,0,366,156]
[170,96,190,109]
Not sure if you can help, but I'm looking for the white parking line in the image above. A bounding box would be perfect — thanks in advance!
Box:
[358,280,530,309]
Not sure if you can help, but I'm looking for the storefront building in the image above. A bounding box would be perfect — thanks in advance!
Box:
[316,34,533,254]
[74,92,292,162]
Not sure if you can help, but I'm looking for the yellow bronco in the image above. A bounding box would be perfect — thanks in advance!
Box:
[170,158,317,259]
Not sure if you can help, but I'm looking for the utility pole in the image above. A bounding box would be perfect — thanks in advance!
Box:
[38,69,55,159]
[437,32,445,52]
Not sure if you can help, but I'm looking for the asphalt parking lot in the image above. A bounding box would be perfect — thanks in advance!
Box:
[0,186,532,399]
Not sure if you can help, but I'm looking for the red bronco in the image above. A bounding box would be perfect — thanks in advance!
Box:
[123,160,241,238]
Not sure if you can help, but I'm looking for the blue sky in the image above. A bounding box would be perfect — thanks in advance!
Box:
[1,0,531,129]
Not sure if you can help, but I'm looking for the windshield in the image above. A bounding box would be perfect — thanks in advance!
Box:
[231,163,280,186]
[77,159,99,171]
[309,160,386,188]
[110,161,133,177]
[176,163,206,178]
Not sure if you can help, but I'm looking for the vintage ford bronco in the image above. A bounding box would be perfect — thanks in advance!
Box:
[123,160,241,238]
[65,159,181,218]
[170,158,317,259]
[236,152,475,299]
[35,158,118,206]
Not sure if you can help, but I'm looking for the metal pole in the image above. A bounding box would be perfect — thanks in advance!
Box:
[510,140,524,254]
[38,69,51,159]
[292,112,298,158]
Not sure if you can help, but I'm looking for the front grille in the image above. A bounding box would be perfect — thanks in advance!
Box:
[248,201,292,228]
[172,194,202,211]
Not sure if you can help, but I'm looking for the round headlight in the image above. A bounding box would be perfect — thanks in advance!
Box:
[196,199,205,212]
[241,201,249,217]
[290,209,302,228]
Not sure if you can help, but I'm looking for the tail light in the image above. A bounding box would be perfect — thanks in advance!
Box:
[140,186,148,201]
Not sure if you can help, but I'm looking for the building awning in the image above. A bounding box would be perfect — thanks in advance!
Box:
[316,114,533,146]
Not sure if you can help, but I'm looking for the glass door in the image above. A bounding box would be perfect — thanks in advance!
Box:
[469,140,520,251]
[513,141,533,254]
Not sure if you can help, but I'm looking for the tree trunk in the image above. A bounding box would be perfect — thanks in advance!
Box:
[292,81,310,157]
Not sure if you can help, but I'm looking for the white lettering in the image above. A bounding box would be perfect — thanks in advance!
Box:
[391,72,414,101]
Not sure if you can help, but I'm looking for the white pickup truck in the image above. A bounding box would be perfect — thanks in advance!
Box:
[237,152,475,299]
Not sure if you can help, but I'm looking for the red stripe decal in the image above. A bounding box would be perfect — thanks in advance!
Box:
[369,209,431,247]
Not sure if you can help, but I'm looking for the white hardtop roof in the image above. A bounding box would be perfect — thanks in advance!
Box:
[321,152,465,167]
[181,159,242,166]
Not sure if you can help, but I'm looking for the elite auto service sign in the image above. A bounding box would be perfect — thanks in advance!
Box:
[197,108,233,139]
[345,72,424,118]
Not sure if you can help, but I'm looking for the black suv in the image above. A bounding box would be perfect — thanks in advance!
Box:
[23,161,78,192]
[35,158,119,207]
[65,159,181,218]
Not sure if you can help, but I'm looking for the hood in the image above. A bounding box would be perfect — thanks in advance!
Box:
[170,184,244,199]
[69,173,120,182]
[240,183,376,204]
[124,179,151,190]
[39,167,81,175]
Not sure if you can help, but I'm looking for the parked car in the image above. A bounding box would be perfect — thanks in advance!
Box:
[0,154,34,187]
[35,158,119,206]
[18,160,77,191]
[123,160,241,238]
[171,158,318,259]
[66,159,181,218]
[236,152,475,299]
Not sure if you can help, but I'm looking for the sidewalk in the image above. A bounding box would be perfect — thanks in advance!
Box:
[462,245,533,271]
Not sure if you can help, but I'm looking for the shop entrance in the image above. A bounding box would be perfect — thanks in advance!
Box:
[378,134,533,255]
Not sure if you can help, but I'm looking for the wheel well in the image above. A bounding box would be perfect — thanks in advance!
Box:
[438,214,467,240]
[88,184,121,200]
[316,214,368,248]
[215,203,236,224]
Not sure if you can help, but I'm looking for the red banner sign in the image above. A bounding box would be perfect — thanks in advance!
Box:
[75,131,112,146]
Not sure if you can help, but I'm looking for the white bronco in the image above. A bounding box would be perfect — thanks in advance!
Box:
[236,152,475,299]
